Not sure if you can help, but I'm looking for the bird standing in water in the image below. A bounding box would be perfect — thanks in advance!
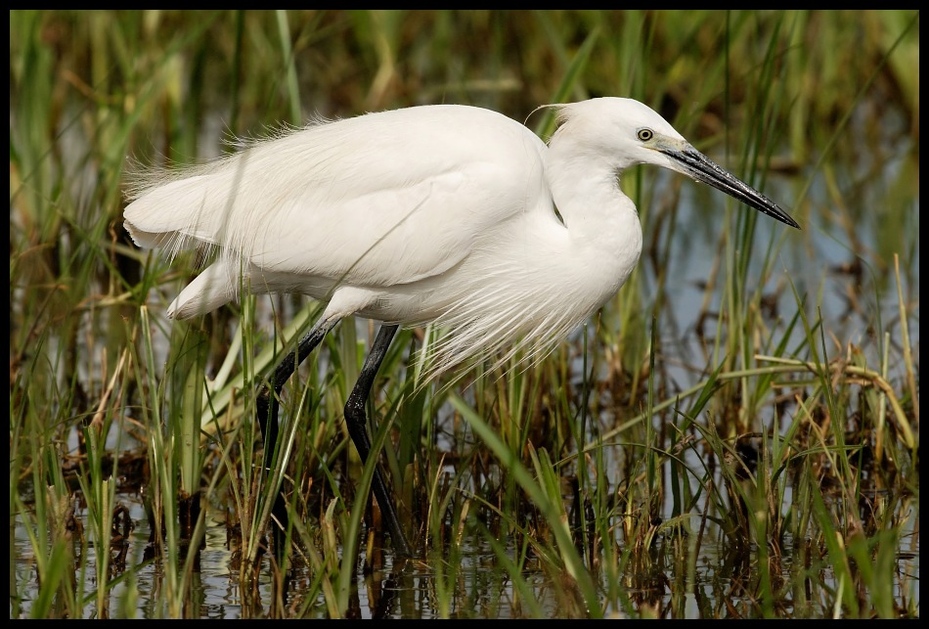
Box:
[124,97,799,559]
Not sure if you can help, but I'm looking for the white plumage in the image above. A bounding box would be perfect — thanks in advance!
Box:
[124,98,797,377]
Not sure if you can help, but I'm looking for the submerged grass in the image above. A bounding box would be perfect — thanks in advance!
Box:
[10,10,919,619]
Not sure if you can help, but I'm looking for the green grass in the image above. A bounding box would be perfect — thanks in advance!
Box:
[10,10,919,619]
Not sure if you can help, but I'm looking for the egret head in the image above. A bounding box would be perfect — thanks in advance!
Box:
[552,97,799,229]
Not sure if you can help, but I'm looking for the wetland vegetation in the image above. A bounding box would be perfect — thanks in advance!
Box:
[9,10,919,619]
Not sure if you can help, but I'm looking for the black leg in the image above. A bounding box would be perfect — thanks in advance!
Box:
[256,319,337,567]
[343,324,413,557]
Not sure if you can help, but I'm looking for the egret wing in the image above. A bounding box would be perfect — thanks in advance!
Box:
[125,105,546,289]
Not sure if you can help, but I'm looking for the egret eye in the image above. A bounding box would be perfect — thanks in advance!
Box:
[637,128,654,142]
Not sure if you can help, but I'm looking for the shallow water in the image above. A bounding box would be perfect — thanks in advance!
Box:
[12,457,919,619]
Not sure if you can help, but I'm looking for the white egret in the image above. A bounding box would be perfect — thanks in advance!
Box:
[123,97,799,559]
